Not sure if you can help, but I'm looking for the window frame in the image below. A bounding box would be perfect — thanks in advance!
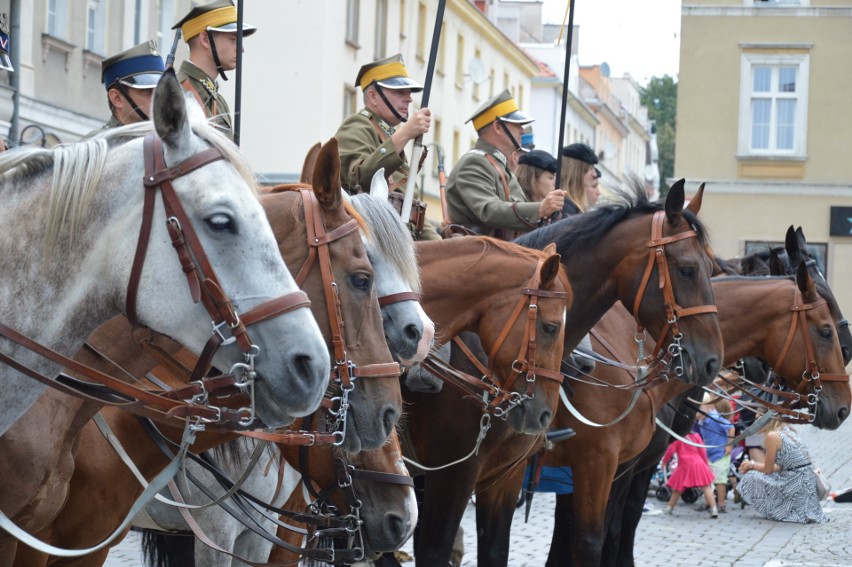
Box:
[85,0,107,56]
[738,51,809,159]
[346,0,360,49]
[374,0,387,60]
[743,240,827,278]
[46,0,68,39]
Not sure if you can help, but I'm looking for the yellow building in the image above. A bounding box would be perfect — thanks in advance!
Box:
[677,0,852,313]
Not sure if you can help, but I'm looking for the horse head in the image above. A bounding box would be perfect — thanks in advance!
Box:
[348,171,435,366]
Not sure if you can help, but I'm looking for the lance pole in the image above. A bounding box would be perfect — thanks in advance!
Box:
[233,0,245,146]
[400,0,446,224]
[553,0,577,190]
[165,29,181,69]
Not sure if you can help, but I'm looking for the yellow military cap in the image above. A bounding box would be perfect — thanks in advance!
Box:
[467,89,534,131]
[101,40,164,89]
[173,0,257,42]
[355,53,423,92]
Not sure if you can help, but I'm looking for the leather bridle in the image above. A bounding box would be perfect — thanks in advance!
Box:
[720,285,850,424]
[0,134,312,429]
[420,256,568,417]
[631,210,718,381]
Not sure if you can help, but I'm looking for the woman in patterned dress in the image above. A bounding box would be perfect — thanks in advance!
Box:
[737,419,828,523]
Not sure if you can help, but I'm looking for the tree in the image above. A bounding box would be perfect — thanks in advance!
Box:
[640,75,677,197]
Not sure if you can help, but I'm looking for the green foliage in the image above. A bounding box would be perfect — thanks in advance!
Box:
[640,75,677,197]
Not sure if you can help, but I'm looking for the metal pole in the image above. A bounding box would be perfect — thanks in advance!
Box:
[233,0,244,146]
[8,0,20,146]
[554,0,577,191]
[400,0,446,223]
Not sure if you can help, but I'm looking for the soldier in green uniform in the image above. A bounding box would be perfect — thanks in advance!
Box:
[445,89,566,240]
[335,53,441,241]
[172,0,256,138]
[92,41,165,134]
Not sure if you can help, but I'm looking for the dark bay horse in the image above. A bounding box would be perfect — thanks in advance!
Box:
[407,181,725,566]
[0,73,331,564]
[13,141,411,566]
[545,265,850,566]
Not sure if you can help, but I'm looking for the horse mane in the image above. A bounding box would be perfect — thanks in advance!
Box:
[348,193,421,293]
[475,236,572,295]
[0,116,255,254]
[514,180,709,258]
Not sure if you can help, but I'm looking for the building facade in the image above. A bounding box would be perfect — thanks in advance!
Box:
[676,0,852,316]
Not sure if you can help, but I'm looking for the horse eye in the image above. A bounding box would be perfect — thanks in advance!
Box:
[349,273,372,292]
[820,326,833,339]
[679,266,695,279]
[205,213,235,233]
[542,322,561,337]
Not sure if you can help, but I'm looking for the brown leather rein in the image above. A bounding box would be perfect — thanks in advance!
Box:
[720,285,850,424]
[0,134,312,429]
[630,210,719,381]
[419,256,569,416]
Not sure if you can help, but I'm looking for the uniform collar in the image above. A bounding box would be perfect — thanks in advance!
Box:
[475,138,509,168]
[182,60,218,95]
[359,108,396,136]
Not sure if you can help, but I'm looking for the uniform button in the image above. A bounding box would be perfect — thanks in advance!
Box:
[380,148,387,154]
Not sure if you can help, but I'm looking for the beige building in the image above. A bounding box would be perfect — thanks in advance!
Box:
[0,0,193,145]
[677,0,852,313]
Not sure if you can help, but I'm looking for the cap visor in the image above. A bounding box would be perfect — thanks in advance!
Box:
[499,110,535,125]
[119,73,163,88]
[208,22,257,36]
[376,76,424,92]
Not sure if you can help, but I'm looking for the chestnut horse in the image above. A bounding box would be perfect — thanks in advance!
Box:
[0,73,331,564]
[13,141,414,566]
[405,181,724,566]
[545,265,850,566]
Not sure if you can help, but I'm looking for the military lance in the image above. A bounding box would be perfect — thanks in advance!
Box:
[553,0,578,190]
[400,0,447,224]
[233,0,245,146]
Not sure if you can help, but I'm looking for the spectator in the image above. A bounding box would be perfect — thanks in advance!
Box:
[662,424,718,518]
[737,419,828,523]
[559,143,599,213]
[516,150,557,202]
[697,393,736,513]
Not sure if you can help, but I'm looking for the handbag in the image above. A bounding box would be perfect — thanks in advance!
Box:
[814,468,831,501]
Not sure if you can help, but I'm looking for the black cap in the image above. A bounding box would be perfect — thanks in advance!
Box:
[518,150,557,174]
[562,143,598,165]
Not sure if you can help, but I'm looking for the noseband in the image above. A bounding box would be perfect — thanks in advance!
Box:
[631,210,718,380]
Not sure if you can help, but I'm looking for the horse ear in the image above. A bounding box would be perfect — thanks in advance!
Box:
[370,168,390,202]
[540,252,562,290]
[795,226,809,259]
[153,68,193,154]
[300,142,322,184]
[784,225,799,260]
[685,183,705,215]
[311,138,343,212]
[768,250,787,276]
[796,261,817,299]
[665,179,686,225]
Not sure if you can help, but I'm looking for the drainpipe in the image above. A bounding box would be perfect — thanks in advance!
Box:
[8,0,20,145]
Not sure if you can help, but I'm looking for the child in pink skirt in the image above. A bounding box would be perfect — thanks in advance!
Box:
[662,425,718,517]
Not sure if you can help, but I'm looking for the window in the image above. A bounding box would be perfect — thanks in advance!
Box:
[374,0,387,60]
[46,0,68,39]
[738,52,809,158]
[86,0,106,55]
[432,118,442,176]
[346,0,360,47]
[343,84,358,119]
[518,84,524,109]
[453,128,461,164]
[399,0,406,39]
[455,34,464,88]
[157,0,175,54]
[472,48,482,101]
[416,1,427,61]
[743,240,827,277]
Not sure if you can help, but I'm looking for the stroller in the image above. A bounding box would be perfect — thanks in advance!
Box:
[653,457,702,503]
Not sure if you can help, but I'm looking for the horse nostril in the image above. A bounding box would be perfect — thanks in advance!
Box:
[839,407,849,422]
[383,512,408,546]
[704,357,720,379]
[843,347,851,366]
[382,404,400,435]
[539,409,553,429]
[404,322,421,345]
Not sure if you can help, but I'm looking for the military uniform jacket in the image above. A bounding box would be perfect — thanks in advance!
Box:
[83,115,122,139]
[177,60,233,138]
[335,108,440,241]
[445,139,540,239]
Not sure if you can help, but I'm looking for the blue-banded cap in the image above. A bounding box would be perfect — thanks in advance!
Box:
[101,40,164,89]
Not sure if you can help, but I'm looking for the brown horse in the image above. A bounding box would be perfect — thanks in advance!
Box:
[544,265,851,566]
[406,181,725,566]
[13,140,411,566]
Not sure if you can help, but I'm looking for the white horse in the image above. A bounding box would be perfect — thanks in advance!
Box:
[0,71,329,559]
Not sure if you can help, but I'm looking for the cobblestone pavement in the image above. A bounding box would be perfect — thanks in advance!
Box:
[106,417,852,566]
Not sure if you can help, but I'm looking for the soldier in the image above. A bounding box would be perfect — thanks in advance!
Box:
[445,89,566,240]
[336,53,441,241]
[172,0,256,138]
[93,41,165,133]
